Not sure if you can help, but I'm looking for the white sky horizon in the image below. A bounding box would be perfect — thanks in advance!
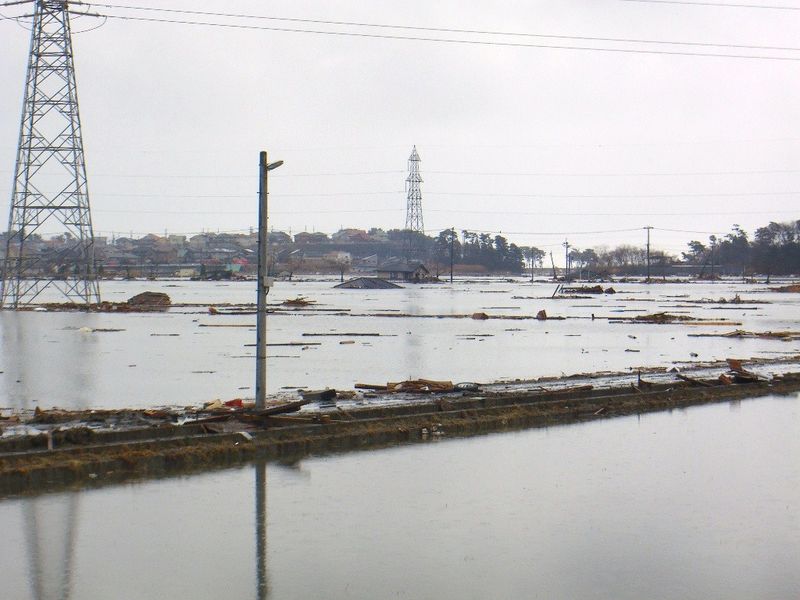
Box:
[1,0,798,265]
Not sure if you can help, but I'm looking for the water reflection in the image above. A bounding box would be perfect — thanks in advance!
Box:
[0,313,97,410]
[401,286,424,377]
[23,495,79,600]
[255,459,268,600]
[1,312,31,409]
[3,396,799,599]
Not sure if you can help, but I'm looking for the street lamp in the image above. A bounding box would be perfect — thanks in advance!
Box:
[256,151,283,409]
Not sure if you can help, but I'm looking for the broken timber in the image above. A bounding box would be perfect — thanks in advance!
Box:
[2,372,800,495]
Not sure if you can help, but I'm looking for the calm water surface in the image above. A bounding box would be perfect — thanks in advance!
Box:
[1,279,798,409]
[1,395,798,600]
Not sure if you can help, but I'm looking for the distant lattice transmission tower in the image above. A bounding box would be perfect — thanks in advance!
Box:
[1,0,100,307]
[403,146,424,258]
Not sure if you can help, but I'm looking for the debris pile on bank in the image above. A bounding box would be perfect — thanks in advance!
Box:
[126,291,171,310]
[31,291,172,313]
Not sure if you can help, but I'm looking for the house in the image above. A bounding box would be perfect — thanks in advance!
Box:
[268,231,292,245]
[355,254,379,270]
[376,259,430,282]
[294,231,329,244]
[331,228,370,243]
[324,250,352,265]
[334,277,402,289]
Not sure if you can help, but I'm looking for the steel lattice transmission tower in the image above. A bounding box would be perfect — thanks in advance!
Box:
[403,145,424,258]
[1,0,100,308]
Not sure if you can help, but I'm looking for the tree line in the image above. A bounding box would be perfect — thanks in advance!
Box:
[682,221,800,278]
[422,219,800,276]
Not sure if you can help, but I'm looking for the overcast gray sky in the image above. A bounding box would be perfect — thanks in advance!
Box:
[1,0,798,262]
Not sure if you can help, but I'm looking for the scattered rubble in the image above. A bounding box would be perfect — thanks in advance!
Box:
[770,284,800,293]
[31,291,171,313]
[609,312,741,326]
[355,379,455,393]
[282,296,316,307]
[4,363,800,495]
[688,329,800,341]
[561,285,616,294]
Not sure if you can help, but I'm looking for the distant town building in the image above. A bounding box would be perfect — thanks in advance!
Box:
[377,259,430,282]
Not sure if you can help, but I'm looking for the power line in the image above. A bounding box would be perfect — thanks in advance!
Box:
[654,226,728,234]
[89,2,800,53]
[427,191,799,199]
[422,227,646,236]
[92,12,800,62]
[0,169,403,179]
[427,208,798,216]
[6,166,797,179]
[429,168,800,177]
[620,0,800,10]
[93,207,403,215]
[78,190,800,200]
[90,206,796,218]
[89,191,402,198]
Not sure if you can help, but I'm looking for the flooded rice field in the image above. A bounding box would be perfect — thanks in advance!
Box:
[1,394,798,599]
[0,278,799,410]
[1,278,798,599]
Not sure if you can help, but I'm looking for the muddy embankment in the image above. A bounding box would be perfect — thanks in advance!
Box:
[2,368,800,496]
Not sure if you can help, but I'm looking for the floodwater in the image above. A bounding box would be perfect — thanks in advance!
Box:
[0,278,799,409]
[0,395,798,599]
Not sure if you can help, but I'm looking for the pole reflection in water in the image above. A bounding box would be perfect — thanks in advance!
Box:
[0,312,97,410]
[23,495,79,600]
[402,287,423,377]
[255,459,268,600]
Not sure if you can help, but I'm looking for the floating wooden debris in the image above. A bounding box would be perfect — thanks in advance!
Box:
[560,285,616,295]
[689,329,800,341]
[354,382,389,391]
[302,332,387,337]
[609,312,740,326]
[387,379,455,393]
[770,284,800,293]
[354,379,455,393]
[726,358,764,383]
[676,373,715,387]
[282,296,316,307]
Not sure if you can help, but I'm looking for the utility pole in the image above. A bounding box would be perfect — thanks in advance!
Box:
[563,239,570,281]
[530,251,535,283]
[710,236,716,281]
[256,151,283,409]
[449,227,455,284]
[644,226,653,283]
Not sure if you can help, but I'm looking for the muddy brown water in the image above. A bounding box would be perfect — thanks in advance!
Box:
[1,394,798,600]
